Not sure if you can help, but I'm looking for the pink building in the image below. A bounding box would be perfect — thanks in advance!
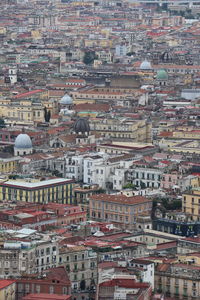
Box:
[161,171,180,190]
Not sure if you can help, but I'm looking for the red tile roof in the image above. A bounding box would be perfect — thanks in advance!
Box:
[99,278,150,289]
[22,294,71,300]
[90,194,151,205]
[0,280,15,290]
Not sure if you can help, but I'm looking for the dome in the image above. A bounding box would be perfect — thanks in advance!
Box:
[74,118,90,134]
[160,51,173,62]
[156,69,168,81]
[140,60,152,70]
[14,133,32,149]
[60,94,73,105]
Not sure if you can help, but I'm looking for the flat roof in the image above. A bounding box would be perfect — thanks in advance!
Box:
[0,178,73,189]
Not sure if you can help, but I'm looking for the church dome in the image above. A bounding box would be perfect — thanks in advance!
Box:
[74,118,90,134]
[140,60,152,70]
[160,51,173,62]
[60,94,73,105]
[14,133,32,149]
[156,69,168,81]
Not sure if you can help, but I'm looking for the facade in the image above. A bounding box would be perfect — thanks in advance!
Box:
[0,178,74,205]
[128,259,154,289]
[16,267,71,300]
[58,245,97,300]
[97,278,152,300]
[129,166,162,189]
[155,263,200,300]
[89,194,152,229]
[0,280,16,300]
[0,157,21,174]
[89,117,152,143]
[182,189,200,221]
[0,239,58,278]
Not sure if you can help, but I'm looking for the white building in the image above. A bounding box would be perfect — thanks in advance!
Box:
[65,155,84,181]
[129,259,154,290]
[129,167,163,189]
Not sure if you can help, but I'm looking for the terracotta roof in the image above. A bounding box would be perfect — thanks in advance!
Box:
[22,294,71,300]
[99,278,150,288]
[89,194,151,205]
[0,280,16,290]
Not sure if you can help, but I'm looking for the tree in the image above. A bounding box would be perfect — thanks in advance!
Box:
[83,51,97,65]
[44,107,51,122]
[123,183,137,190]
[0,118,6,128]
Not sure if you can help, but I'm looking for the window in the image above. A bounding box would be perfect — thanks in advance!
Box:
[36,285,40,293]
[49,286,54,294]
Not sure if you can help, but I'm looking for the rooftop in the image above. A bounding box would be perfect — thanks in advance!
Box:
[89,194,151,205]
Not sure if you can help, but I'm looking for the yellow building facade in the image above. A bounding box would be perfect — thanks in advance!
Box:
[182,189,200,221]
[0,178,74,205]
[0,157,20,174]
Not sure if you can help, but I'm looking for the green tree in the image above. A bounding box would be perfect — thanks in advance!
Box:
[44,107,51,122]
[123,183,137,190]
[83,51,97,65]
[0,118,6,128]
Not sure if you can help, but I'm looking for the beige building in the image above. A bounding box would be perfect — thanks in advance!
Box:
[0,280,16,300]
[155,262,200,299]
[58,245,97,300]
[90,117,152,143]
[89,194,152,229]
[0,91,57,126]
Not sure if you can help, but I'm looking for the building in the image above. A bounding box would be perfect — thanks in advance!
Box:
[14,133,33,156]
[128,166,163,189]
[16,267,71,300]
[90,117,152,143]
[89,194,152,229]
[0,235,58,278]
[0,156,21,174]
[0,280,16,300]
[97,278,152,300]
[0,178,74,205]
[128,259,154,289]
[58,245,97,300]
[155,262,200,300]
[182,189,200,221]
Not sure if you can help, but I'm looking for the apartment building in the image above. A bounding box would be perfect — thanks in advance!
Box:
[89,194,152,229]
[182,189,200,221]
[128,166,163,189]
[16,267,71,300]
[89,117,152,143]
[0,156,21,174]
[0,178,74,205]
[0,237,58,278]
[155,262,200,300]
[58,245,97,300]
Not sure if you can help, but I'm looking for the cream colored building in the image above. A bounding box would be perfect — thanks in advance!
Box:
[90,117,152,143]
[0,280,16,300]
[0,96,57,126]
